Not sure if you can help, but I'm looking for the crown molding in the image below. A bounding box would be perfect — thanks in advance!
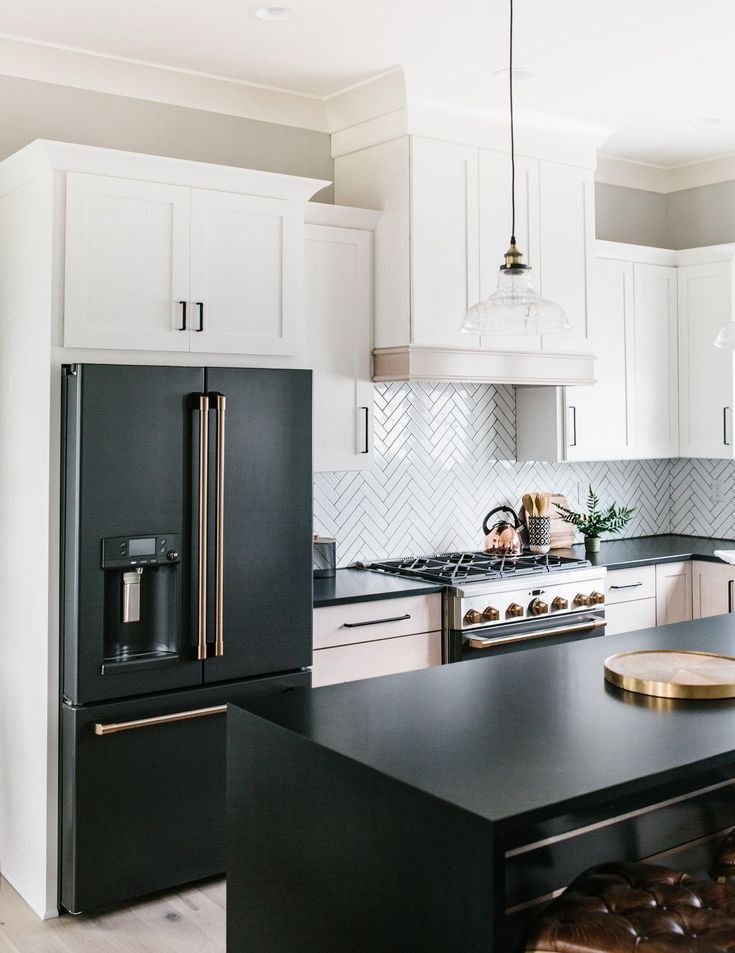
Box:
[597,152,735,194]
[0,33,330,131]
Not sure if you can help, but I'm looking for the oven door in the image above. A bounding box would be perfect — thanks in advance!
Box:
[448,610,606,662]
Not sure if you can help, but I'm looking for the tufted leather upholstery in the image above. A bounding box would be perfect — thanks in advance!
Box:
[525,861,735,953]
[713,831,735,882]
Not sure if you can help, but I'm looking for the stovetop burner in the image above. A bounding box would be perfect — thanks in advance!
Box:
[360,550,589,584]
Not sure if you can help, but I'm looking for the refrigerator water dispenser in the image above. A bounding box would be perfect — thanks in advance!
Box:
[100,534,181,673]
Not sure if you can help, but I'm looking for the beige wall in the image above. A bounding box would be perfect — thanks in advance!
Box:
[0,74,334,200]
[595,179,735,249]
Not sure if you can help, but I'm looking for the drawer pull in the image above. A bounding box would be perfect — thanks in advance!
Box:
[610,582,643,590]
[93,704,227,736]
[343,614,411,629]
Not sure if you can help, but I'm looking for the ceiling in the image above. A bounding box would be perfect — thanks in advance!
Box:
[0,0,733,167]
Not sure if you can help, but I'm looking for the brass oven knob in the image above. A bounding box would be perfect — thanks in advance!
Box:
[464,609,483,625]
[507,603,524,618]
[590,591,605,605]
[574,593,591,607]
[529,599,548,616]
[551,596,568,611]
[482,606,500,622]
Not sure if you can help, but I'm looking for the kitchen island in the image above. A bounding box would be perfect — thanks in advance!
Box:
[227,616,735,953]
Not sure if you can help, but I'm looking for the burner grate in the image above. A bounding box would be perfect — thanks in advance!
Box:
[362,550,587,584]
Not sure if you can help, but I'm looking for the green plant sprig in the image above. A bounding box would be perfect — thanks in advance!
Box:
[554,486,635,539]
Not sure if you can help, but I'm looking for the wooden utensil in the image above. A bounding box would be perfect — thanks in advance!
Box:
[523,493,535,518]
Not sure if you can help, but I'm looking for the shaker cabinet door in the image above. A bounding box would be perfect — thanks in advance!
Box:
[305,223,374,472]
[64,174,191,351]
[189,189,301,356]
[678,262,735,459]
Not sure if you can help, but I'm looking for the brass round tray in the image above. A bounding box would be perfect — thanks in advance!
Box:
[604,650,735,699]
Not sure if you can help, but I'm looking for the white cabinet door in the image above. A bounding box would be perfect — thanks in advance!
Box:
[565,257,634,461]
[678,262,735,458]
[655,562,692,626]
[539,162,595,354]
[305,224,373,472]
[64,173,191,351]
[189,189,301,356]
[410,137,480,349]
[604,599,657,636]
[477,150,541,352]
[633,264,678,457]
[692,561,735,618]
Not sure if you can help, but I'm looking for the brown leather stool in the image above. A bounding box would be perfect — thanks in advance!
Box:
[713,831,735,883]
[525,861,735,953]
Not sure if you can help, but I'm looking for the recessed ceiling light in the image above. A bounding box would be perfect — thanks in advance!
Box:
[493,67,534,82]
[248,6,293,21]
[686,117,721,127]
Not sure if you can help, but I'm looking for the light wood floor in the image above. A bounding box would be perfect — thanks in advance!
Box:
[0,876,225,953]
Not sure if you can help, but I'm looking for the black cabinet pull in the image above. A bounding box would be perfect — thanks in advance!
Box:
[359,406,369,454]
[725,407,731,446]
[609,582,643,590]
[178,300,187,331]
[343,614,411,629]
[196,301,204,332]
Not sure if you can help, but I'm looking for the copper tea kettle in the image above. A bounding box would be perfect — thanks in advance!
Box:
[482,506,523,556]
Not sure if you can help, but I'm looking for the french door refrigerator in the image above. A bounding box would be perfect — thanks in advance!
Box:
[60,364,313,914]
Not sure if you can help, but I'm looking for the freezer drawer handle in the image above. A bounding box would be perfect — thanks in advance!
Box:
[214,394,226,657]
[93,704,227,736]
[343,614,411,628]
[468,618,606,650]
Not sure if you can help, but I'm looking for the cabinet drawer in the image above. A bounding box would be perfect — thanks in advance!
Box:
[605,566,656,604]
[312,631,442,687]
[605,598,657,636]
[314,595,441,649]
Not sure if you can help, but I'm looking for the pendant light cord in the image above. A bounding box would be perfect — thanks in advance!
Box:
[509,0,516,245]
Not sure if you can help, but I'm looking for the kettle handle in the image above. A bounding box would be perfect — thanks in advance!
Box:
[482,506,521,535]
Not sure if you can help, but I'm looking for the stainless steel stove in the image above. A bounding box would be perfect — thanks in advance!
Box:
[361,550,607,662]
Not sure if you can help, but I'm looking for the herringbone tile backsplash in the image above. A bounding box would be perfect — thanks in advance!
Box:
[314,382,679,567]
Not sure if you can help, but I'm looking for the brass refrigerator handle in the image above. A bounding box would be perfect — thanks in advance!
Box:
[94,705,227,736]
[197,395,209,661]
[468,618,606,650]
[214,395,226,657]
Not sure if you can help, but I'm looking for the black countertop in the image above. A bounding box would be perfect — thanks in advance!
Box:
[313,536,735,607]
[556,534,735,571]
[241,614,735,827]
[313,567,444,608]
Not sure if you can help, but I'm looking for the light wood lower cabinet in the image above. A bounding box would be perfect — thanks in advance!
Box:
[655,561,693,626]
[692,560,735,618]
[312,594,442,688]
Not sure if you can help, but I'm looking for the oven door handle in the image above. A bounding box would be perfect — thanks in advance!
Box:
[467,618,606,650]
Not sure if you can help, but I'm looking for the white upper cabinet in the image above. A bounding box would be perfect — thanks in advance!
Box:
[333,134,596,385]
[538,162,595,355]
[58,147,328,357]
[517,243,678,462]
[188,190,300,356]
[303,205,379,472]
[678,251,735,459]
[633,262,678,457]
[65,174,191,352]
[410,137,479,350]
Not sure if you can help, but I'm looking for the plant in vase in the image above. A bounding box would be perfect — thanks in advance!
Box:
[554,486,634,554]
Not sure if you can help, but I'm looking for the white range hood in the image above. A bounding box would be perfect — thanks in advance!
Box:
[372,344,596,385]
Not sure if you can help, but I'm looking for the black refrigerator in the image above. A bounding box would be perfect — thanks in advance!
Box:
[60,364,313,914]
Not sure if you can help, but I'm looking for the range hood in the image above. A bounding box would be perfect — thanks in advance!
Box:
[372,345,597,386]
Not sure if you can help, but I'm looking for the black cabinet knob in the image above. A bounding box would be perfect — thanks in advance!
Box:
[167,550,179,561]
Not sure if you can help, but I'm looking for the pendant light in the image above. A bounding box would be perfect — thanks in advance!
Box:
[714,322,735,348]
[462,0,569,336]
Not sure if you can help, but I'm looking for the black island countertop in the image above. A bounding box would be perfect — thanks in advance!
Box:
[228,616,735,953]
[314,535,735,607]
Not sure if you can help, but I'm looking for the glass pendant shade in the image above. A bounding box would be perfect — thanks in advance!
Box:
[462,258,569,336]
[715,322,735,349]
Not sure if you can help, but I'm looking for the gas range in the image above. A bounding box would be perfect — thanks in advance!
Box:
[359,550,607,662]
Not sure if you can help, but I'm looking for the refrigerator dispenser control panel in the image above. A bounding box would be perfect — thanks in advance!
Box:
[101,534,181,570]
